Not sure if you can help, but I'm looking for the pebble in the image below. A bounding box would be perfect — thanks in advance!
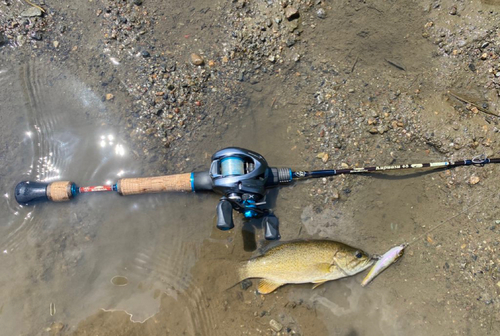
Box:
[49,322,65,334]
[332,189,340,199]
[20,7,43,17]
[190,53,204,66]
[269,319,283,332]
[30,32,42,40]
[285,7,299,21]
[17,35,26,46]
[53,41,59,48]
[316,8,326,19]
[449,6,457,15]
[240,279,252,290]
[469,175,480,185]
[0,33,7,47]
[133,0,143,5]
[106,93,114,101]
[480,52,488,60]
[141,50,150,58]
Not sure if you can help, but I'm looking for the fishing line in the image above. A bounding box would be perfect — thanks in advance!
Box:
[405,201,481,248]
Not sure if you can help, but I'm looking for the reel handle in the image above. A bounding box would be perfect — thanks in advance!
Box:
[117,173,193,195]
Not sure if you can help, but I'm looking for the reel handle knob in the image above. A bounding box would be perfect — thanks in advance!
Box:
[216,199,234,231]
[263,214,281,240]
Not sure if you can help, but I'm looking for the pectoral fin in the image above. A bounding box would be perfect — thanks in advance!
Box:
[312,280,328,289]
[316,263,333,274]
[258,279,284,294]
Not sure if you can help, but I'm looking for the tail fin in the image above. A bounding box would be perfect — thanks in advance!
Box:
[224,262,249,292]
[238,261,249,282]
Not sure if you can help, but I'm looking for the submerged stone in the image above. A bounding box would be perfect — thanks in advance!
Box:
[20,7,43,17]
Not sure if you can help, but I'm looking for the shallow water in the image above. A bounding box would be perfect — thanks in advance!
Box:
[1,0,500,335]
[0,59,220,333]
[0,58,308,334]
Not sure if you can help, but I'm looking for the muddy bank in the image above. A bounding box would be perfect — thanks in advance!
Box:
[1,0,500,335]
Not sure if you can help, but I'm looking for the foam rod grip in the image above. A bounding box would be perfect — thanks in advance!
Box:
[117,173,192,196]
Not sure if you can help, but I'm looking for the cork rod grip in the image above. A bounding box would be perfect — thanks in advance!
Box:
[47,181,74,202]
[117,173,193,195]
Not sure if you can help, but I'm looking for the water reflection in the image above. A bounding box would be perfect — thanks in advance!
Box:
[0,60,214,334]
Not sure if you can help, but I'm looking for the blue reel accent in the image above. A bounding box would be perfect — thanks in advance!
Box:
[190,172,195,191]
[243,199,258,218]
[71,183,79,196]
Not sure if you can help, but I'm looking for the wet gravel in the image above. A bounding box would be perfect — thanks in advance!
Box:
[1,0,500,334]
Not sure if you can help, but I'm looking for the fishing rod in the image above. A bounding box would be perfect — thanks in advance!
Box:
[14,148,499,240]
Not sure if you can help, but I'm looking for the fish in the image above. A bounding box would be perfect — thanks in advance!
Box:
[361,243,407,287]
[239,240,374,294]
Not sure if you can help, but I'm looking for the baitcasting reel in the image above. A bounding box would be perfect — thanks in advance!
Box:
[207,148,293,240]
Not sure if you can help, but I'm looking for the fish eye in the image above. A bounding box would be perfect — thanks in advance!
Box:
[355,251,363,258]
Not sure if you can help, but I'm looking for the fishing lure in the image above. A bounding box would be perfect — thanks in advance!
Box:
[361,243,407,287]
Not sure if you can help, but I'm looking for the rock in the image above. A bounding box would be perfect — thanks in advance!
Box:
[20,7,43,17]
[49,322,65,334]
[285,7,299,21]
[332,189,340,199]
[316,8,326,19]
[17,35,26,46]
[106,93,114,101]
[0,33,7,47]
[30,31,42,40]
[269,319,283,332]
[322,153,329,163]
[469,175,480,185]
[190,53,204,66]
[133,0,143,5]
[480,52,488,60]
[449,6,457,15]
[141,50,150,58]
[377,125,388,134]
[240,279,252,290]
[53,41,59,48]
[286,36,296,47]
[369,127,378,134]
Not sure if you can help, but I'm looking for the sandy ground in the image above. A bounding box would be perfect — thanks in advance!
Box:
[1,0,500,335]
